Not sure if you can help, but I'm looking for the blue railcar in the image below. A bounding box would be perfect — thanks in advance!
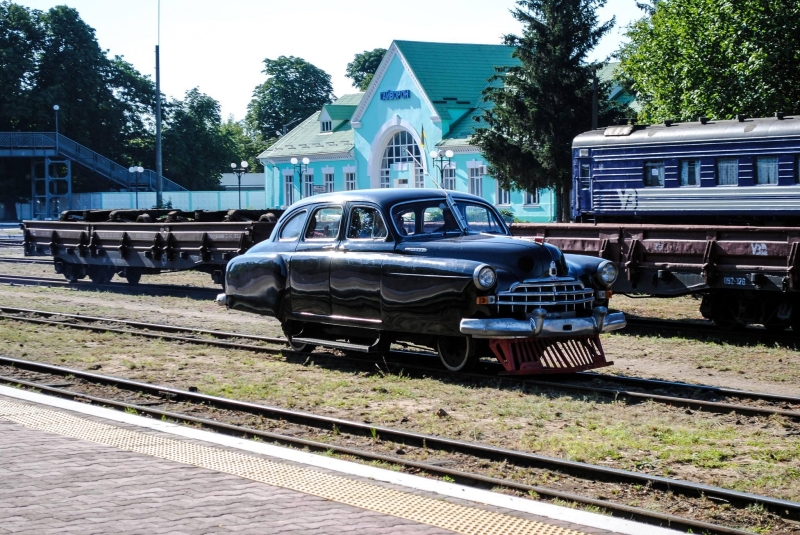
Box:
[572,116,800,223]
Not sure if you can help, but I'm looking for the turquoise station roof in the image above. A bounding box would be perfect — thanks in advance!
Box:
[393,40,516,123]
[260,93,364,160]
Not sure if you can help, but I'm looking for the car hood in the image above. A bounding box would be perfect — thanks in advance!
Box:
[395,233,564,280]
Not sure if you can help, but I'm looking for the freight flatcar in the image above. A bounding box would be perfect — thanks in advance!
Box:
[572,115,800,225]
[22,208,282,285]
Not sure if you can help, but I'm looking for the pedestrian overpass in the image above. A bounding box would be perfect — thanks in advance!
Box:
[0,132,185,219]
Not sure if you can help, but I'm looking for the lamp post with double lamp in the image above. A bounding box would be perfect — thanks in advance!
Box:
[230,160,249,209]
[429,149,454,188]
[128,166,144,208]
[290,157,310,200]
[53,104,60,153]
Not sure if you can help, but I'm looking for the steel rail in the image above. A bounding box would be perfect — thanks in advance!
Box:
[0,355,798,523]
[0,368,772,535]
[0,274,219,300]
[1,306,799,420]
[0,256,50,265]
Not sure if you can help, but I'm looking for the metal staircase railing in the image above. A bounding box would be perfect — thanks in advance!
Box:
[0,132,186,192]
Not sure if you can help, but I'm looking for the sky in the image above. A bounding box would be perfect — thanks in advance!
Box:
[16,0,644,122]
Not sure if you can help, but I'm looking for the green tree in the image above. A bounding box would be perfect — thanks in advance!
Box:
[162,88,230,190]
[472,0,615,221]
[0,2,156,216]
[220,117,274,173]
[246,56,334,139]
[617,0,800,122]
[345,48,386,91]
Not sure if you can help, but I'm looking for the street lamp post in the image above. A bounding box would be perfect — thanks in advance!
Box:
[53,104,60,153]
[429,149,454,189]
[128,166,144,209]
[290,157,310,200]
[230,160,249,209]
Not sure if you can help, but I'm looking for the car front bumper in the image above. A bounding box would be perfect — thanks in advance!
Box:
[460,307,626,338]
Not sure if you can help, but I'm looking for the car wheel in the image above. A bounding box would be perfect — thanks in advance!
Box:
[282,321,317,353]
[437,335,477,372]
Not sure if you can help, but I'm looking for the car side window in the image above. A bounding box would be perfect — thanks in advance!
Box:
[279,210,307,241]
[347,207,388,240]
[304,206,343,241]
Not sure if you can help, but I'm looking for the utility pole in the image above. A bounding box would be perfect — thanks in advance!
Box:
[154,0,163,207]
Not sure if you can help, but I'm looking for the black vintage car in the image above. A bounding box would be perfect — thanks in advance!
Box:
[218,189,626,374]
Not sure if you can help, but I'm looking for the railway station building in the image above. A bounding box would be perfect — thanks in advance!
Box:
[259,40,554,222]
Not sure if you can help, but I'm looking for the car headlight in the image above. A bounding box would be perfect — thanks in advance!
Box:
[595,260,618,287]
[473,264,496,290]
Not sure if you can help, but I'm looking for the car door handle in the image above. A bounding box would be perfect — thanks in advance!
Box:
[322,244,337,250]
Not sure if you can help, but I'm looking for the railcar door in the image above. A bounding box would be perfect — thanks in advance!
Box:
[576,158,593,218]
[288,204,343,317]
[329,204,393,323]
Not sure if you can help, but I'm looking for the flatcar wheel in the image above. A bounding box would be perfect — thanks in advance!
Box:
[63,263,82,283]
[282,321,317,353]
[88,266,114,284]
[124,269,142,285]
[437,335,477,372]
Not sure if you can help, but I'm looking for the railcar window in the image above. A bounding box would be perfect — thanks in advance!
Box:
[304,206,343,240]
[716,158,738,186]
[279,210,307,241]
[347,207,388,239]
[643,161,664,187]
[680,160,700,187]
[579,163,591,189]
[755,157,778,185]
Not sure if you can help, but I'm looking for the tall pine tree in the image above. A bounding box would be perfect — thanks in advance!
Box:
[472,0,614,221]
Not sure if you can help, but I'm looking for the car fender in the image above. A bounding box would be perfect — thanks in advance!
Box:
[563,253,610,289]
[225,252,287,317]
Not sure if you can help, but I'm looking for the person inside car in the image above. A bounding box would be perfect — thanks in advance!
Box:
[434,208,459,233]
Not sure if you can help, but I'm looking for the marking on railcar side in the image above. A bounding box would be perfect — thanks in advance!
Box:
[616,189,638,210]
[751,243,768,256]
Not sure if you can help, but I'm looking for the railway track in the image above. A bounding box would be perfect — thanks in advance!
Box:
[625,316,800,346]
[1,305,798,422]
[0,356,794,535]
[0,256,50,265]
[0,274,219,300]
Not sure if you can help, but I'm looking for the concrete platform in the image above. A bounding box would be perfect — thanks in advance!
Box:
[0,386,680,535]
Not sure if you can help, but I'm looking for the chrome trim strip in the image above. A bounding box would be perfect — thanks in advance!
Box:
[460,310,627,339]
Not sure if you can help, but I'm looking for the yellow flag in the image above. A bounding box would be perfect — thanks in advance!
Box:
[420,126,426,149]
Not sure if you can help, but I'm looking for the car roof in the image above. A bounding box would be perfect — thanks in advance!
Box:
[288,188,488,211]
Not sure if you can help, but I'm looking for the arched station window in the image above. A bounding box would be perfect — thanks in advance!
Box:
[380,130,422,188]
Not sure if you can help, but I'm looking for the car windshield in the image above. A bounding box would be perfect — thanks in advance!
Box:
[390,199,508,238]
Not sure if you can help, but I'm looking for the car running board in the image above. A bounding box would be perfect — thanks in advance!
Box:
[291,337,375,353]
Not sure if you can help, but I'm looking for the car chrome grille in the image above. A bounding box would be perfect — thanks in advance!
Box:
[497,281,593,314]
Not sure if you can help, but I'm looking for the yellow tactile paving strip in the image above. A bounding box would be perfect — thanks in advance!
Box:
[0,399,584,535]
